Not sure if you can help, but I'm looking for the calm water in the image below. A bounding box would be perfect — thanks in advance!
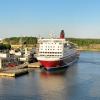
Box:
[0,51,100,100]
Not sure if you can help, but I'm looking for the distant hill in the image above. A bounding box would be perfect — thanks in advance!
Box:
[4,37,100,46]
[2,37,100,50]
[67,38,100,46]
[3,37,37,45]
[67,38,100,51]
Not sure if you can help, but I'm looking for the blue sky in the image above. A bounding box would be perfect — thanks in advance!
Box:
[0,0,100,38]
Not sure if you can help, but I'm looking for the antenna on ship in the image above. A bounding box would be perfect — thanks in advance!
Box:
[49,33,54,38]
[49,33,52,38]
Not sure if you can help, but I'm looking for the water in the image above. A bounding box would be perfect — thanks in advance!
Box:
[0,51,100,100]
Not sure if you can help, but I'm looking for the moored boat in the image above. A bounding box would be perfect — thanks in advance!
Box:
[36,30,79,71]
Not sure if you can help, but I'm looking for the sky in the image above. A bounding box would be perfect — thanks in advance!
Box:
[0,0,100,39]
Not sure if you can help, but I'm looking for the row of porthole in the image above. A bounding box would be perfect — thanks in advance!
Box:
[40,46,62,48]
[39,52,62,54]
[40,49,62,50]
[40,55,62,56]
[40,43,62,44]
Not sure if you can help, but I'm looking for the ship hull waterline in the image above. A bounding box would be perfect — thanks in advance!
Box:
[39,54,79,71]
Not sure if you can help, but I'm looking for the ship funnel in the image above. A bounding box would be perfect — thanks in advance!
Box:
[60,30,65,39]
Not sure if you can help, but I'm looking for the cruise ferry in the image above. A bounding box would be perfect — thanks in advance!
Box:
[36,30,79,71]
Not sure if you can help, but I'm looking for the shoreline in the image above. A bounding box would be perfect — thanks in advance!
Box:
[77,48,100,52]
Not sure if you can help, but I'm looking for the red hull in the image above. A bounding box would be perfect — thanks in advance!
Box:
[39,54,79,70]
[39,60,60,69]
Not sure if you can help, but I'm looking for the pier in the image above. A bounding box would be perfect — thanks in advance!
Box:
[0,62,41,77]
[0,68,28,77]
[0,64,28,77]
[28,62,41,68]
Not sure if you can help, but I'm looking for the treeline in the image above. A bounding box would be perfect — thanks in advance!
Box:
[67,38,100,46]
[3,37,37,45]
[2,37,100,47]
[0,43,11,50]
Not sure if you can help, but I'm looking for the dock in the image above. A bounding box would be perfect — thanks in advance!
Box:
[0,68,28,77]
[0,62,41,77]
[28,62,41,68]
[0,63,29,77]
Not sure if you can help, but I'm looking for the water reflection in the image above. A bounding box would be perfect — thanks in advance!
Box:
[40,68,67,77]
[37,64,78,100]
